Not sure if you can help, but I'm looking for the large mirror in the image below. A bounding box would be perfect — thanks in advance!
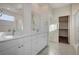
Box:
[0,4,24,40]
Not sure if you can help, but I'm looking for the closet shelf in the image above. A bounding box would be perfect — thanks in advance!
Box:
[59,29,68,30]
[59,36,68,37]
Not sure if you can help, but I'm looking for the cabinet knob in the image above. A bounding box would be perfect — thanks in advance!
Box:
[18,46,21,48]
[21,45,23,47]
[18,45,23,48]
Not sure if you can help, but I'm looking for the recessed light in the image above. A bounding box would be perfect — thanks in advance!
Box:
[7,8,10,10]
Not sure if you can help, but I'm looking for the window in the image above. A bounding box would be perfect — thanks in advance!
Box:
[0,14,15,21]
[49,24,57,32]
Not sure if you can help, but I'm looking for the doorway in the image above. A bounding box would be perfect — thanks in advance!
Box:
[59,16,69,44]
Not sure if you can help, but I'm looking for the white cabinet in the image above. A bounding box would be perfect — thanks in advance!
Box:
[14,37,32,55]
[32,35,41,54]
[0,33,47,55]
[32,33,47,55]
[0,39,21,55]
[11,37,32,55]
[17,39,24,55]
[22,37,32,55]
[0,4,48,55]
[0,44,19,55]
[0,37,32,55]
[43,33,48,46]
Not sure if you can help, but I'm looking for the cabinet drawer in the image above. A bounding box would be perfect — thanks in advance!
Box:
[32,35,44,54]
[0,43,19,55]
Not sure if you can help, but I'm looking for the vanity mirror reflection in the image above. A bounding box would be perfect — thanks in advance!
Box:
[0,4,24,41]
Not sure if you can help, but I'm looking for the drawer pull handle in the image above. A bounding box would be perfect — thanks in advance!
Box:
[21,45,23,47]
[18,46,21,48]
[18,45,23,48]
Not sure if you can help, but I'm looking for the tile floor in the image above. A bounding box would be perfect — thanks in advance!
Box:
[38,41,78,55]
[49,41,76,55]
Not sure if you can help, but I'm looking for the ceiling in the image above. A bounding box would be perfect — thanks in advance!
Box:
[0,3,71,15]
[0,3,23,15]
[49,3,71,8]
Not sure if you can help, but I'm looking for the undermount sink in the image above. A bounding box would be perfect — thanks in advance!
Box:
[0,32,14,41]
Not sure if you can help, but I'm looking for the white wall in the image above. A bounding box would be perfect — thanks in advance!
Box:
[49,4,79,54]
[71,4,79,53]
[71,4,79,45]
[48,6,55,42]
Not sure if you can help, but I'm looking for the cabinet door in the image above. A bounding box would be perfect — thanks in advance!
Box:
[0,41,25,55]
[16,37,31,55]
[32,34,47,55]
[43,33,48,46]
[17,39,25,55]
[0,43,19,55]
[23,37,32,55]
[0,37,32,55]
[32,35,41,54]
[0,39,21,55]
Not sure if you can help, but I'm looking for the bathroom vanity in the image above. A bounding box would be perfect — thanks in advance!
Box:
[0,4,48,55]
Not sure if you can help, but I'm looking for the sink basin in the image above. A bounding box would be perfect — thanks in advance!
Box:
[0,32,14,41]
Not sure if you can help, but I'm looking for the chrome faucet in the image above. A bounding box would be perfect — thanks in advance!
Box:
[12,29,15,35]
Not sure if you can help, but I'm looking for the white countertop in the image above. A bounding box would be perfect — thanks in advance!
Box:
[0,32,48,43]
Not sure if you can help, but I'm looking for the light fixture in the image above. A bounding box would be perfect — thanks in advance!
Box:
[0,8,3,17]
[0,8,6,17]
